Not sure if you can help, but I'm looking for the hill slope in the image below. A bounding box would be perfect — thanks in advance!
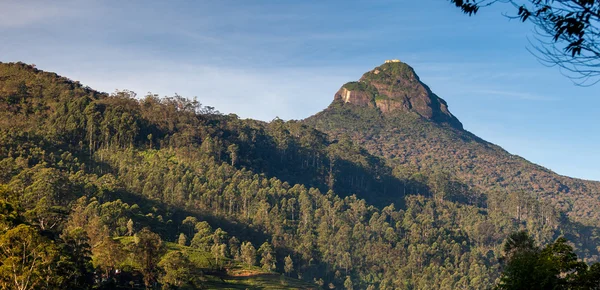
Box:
[304,60,600,256]
[1,61,599,289]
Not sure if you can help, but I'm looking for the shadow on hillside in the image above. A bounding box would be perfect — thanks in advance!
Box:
[561,215,600,262]
[332,158,407,208]
[78,150,272,245]
[222,124,426,210]
[102,187,270,245]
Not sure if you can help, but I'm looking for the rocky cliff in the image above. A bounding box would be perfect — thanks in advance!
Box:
[333,60,463,129]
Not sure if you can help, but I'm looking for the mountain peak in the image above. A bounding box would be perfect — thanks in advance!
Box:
[333,61,463,129]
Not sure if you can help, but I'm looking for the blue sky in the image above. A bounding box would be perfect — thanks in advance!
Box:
[1,0,599,181]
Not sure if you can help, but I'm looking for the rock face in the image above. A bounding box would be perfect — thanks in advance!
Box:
[334,87,375,107]
[334,60,463,129]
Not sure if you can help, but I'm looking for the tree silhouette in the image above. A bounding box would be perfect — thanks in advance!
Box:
[497,231,599,289]
[449,0,600,85]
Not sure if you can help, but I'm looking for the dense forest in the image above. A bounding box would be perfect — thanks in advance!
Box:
[1,61,600,289]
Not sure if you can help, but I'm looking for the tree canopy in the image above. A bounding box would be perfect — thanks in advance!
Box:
[497,231,600,289]
[449,0,600,85]
[3,61,600,288]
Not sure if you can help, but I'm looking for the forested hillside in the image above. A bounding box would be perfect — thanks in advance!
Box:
[0,61,599,289]
[304,61,600,260]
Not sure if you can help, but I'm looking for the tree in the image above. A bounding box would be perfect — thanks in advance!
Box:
[191,221,213,250]
[284,255,294,276]
[212,227,228,245]
[258,242,276,271]
[503,230,537,260]
[497,242,547,289]
[496,231,596,289]
[126,218,134,236]
[93,235,124,279]
[448,0,600,85]
[133,228,166,288]
[158,251,196,289]
[58,227,94,289]
[540,237,588,286]
[0,224,59,290]
[181,216,198,237]
[22,168,72,231]
[344,276,354,290]
[178,233,188,246]
[147,133,153,149]
[228,236,241,260]
[240,241,257,266]
[0,199,18,232]
[228,144,239,166]
[211,243,227,269]
[430,171,451,203]
[577,263,600,289]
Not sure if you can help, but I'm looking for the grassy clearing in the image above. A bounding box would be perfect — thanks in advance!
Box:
[204,273,316,289]
[113,237,315,289]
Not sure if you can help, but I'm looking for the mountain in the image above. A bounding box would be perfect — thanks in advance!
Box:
[334,60,463,129]
[1,61,600,289]
[305,59,600,254]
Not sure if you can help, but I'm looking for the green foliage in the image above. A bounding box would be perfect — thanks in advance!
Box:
[191,222,213,251]
[241,242,257,267]
[0,198,19,232]
[133,227,167,287]
[341,81,376,95]
[58,227,94,289]
[93,236,124,278]
[496,232,600,290]
[158,251,199,289]
[374,94,390,101]
[362,62,417,84]
[178,233,188,246]
[0,224,59,290]
[211,243,227,268]
[258,242,276,271]
[1,62,600,289]
[305,92,600,255]
[284,255,294,276]
[448,0,600,85]
[344,276,354,290]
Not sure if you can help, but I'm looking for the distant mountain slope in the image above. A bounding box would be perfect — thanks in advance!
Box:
[304,60,600,241]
